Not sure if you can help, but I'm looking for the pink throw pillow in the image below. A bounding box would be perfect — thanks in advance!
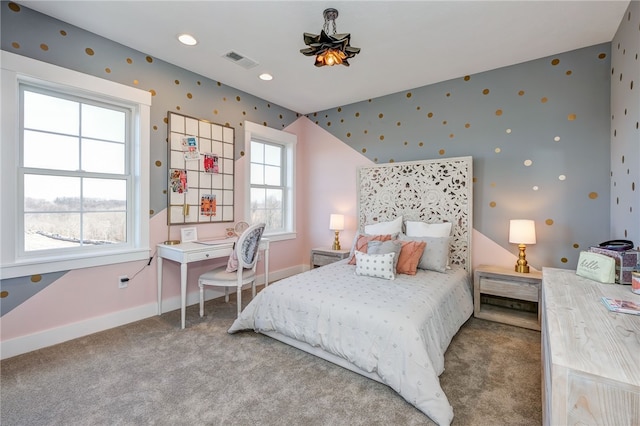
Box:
[396,240,427,275]
[226,250,239,272]
[348,234,393,265]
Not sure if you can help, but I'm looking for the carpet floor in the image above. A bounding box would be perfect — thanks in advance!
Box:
[1,288,542,425]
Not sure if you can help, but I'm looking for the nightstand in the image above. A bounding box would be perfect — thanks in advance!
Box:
[310,248,350,268]
[474,264,542,331]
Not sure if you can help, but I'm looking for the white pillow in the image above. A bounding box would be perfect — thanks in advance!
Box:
[405,221,452,238]
[354,251,396,280]
[364,216,403,235]
[399,234,451,273]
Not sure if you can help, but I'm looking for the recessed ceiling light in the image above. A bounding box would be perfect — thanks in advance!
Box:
[178,34,197,46]
[259,73,273,81]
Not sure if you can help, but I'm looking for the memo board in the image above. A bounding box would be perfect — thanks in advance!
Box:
[167,112,235,224]
[357,156,473,275]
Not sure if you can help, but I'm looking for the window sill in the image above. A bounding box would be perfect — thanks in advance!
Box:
[0,248,151,279]
[262,231,296,242]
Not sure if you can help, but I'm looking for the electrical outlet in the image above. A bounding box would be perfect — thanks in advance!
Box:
[118,275,129,289]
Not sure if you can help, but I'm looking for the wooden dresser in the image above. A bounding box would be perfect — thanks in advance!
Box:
[541,267,640,426]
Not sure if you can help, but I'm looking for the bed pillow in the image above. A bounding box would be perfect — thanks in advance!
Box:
[354,251,396,280]
[399,234,451,273]
[367,240,402,271]
[226,249,239,272]
[405,221,452,238]
[348,233,394,264]
[396,240,427,275]
[364,216,403,235]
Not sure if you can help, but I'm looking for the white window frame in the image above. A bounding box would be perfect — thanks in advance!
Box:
[1,51,151,279]
[244,121,296,241]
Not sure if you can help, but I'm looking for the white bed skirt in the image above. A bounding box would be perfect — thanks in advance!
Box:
[260,330,385,384]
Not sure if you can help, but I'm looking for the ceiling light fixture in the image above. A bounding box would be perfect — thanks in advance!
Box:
[259,73,273,81]
[178,34,197,46]
[300,8,361,67]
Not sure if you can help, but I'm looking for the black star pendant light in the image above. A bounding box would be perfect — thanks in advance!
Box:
[300,8,361,67]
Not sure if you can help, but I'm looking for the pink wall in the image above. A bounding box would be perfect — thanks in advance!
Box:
[295,117,374,254]
[1,116,518,353]
[296,117,519,270]
[0,117,346,345]
[1,211,170,341]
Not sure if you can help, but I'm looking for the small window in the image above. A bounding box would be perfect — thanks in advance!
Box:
[244,121,296,240]
[250,140,285,230]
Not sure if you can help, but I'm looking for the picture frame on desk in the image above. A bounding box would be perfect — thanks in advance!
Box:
[180,226,197,243]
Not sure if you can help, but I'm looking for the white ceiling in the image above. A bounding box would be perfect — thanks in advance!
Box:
[18,1,629,114]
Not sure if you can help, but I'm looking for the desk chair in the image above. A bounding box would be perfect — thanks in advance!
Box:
[198,223,265,318]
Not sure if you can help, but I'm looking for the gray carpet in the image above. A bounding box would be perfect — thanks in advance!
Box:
[1,288,542,425]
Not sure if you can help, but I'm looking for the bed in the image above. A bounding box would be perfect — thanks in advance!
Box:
[228,156,473,425]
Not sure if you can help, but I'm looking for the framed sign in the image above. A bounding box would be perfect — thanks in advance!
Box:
[180,227,198,243]
[167,112,235,225]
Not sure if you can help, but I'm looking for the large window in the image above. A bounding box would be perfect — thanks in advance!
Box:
[21,86,129,252]
[244,121,296,240]
[1,52,151,279]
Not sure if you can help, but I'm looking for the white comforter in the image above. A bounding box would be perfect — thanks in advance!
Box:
[228,260,473,425]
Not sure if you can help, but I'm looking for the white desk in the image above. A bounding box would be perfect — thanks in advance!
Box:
[157,238,269,329]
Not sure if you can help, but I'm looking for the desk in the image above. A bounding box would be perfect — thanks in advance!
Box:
[157,238,269,329]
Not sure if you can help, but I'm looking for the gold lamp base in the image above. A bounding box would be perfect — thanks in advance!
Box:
[515,243,530,273]
[332,230,341,250]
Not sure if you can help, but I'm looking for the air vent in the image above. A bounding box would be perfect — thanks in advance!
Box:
[222,51,258,69]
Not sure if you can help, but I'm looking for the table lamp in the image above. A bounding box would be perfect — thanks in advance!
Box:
[329,214,344,250]
[509,219,536,273]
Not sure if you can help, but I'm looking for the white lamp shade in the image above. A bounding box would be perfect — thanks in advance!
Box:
[509,220,536,244]
[329,214,344,231]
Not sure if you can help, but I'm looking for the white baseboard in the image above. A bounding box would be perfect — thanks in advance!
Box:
[1,264,305,360]
[0,302,158,360]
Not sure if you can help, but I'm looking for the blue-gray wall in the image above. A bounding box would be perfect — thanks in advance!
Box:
[0,1,299,218]
[610,1,640,248]
[0,2,299,314]
[2,2,636,316]
[310,44,612,270]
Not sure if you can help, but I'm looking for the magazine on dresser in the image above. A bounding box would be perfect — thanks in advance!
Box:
[601,297,640,316]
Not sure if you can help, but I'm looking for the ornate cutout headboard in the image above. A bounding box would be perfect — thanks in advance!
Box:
[357,156,473,275]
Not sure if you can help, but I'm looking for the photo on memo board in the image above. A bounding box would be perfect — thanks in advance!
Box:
[181,136,200,161]
[167,112,235,225]
[170,169,188,193]
[203,153,219,174]
[200,194,216,217]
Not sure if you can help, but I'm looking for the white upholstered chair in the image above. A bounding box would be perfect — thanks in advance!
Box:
[198,223,265,318]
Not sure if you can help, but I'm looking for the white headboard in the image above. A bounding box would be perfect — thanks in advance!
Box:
[357,156,473,275]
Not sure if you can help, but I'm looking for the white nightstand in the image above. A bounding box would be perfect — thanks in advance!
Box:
[474,264,542,331]
[310,248,350,268]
